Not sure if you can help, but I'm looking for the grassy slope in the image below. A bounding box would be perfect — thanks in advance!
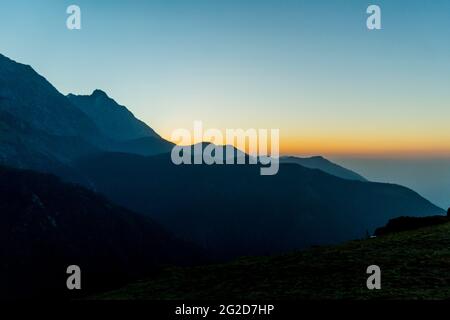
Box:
[95,222,450,300]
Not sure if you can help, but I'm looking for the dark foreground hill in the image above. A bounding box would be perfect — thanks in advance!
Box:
[375,215,450,236]
[94,221,450,300]
[0,165,203,299]
[76,152,444,259]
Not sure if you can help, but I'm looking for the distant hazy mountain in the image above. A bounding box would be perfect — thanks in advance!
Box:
[76,152,444,259]
[280,156,367,182]
[334,157,450,210]
[0,165,203,299]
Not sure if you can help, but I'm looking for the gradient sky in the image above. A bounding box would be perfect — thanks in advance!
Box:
[1,0,450,157]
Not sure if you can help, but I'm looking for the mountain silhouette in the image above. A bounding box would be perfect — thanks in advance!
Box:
[67,89,158,140]
[0,52,445,264]
[75,151,444,259]
[68,90,173,156]
[0,54,172,179]
[0,54,98,138]
[0,165,203,299]
[280,156,367,181]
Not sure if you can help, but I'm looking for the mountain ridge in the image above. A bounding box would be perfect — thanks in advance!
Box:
[280,155,367,181]
[67,89,159,141]
[75,151,444,259]
[0,53,173,178]
[0,53,99,138]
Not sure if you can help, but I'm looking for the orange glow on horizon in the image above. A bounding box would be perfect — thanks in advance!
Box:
[161,131,450,159]
[280,136,450,158]
[158,119,450,159]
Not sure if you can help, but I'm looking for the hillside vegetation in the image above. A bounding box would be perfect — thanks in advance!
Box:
[95,222,450,300]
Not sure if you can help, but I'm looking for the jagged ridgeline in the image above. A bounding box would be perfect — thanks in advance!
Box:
[0,53,172,181]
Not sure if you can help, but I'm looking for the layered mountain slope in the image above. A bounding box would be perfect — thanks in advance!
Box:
[0,53,172,179]
[0,110,98,185]
[0,54,105,182]
[76,152,444,259]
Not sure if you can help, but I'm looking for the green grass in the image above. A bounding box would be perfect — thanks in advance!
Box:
[93,222,450,300]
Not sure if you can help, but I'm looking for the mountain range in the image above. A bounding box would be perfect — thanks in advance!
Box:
[75,151,443,258]
[0,52,446,297]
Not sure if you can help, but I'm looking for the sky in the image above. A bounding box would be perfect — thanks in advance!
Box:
[1,0,450,158]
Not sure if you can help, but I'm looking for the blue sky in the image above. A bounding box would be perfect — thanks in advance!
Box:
[1,0,450,156]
